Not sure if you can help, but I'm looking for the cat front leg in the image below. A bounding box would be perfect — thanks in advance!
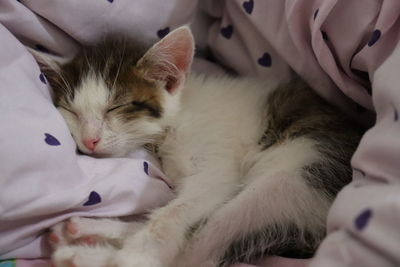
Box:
[111,168,239,267]
[51,218,145,267]
[52,244,117,267]
[49,216,143,248]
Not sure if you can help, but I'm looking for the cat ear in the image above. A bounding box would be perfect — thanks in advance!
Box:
[27,47,74,90]
[27,47,65,76]
[136,26,195,93]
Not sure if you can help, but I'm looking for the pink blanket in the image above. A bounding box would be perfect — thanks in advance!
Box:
[1,0,400,267]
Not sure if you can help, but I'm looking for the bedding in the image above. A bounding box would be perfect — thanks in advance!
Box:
[1,0,400,267]
[0,257,310,267]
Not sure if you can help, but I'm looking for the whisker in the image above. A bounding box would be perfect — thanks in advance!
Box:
[84,50,91,73]
[112,40,126,91]
[51,68,74,100]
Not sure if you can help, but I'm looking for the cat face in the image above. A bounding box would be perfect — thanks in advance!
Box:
[55,69,167,157]
[35,26,194,157]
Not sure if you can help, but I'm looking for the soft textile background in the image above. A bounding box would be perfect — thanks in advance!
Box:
[1,0,400,267]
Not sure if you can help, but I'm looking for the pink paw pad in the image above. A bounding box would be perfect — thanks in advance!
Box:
[66,222,79,236]
[48,232,59,244]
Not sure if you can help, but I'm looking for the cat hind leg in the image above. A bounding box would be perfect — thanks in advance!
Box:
[177,141,330,266]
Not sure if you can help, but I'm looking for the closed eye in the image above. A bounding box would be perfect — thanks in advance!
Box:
[107,101,161,118]
[58,106,77,116]
[131,101,161,118]
[107,102,150,113]
[107,104,127,113]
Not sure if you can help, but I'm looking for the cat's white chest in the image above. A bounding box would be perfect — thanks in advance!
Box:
[158,74,273,185]
[159,126,207,183]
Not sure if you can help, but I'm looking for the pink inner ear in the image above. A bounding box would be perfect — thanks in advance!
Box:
[144,27,194,92]
[162,38,193,74]
[156,27,194,74]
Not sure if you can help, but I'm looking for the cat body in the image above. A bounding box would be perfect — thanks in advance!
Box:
[160,74,272,184]
[36,27,362,267]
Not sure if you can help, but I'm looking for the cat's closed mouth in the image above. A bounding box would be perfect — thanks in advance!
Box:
[76,148,112,158]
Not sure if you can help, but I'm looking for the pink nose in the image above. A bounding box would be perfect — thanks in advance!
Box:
[83,138,100,151]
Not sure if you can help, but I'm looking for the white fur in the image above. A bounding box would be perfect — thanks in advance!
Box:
[51,27,330,267]
[59,71,167,157]
[58,27,193,157]
[52,73,328,267]
[177,138,329,266]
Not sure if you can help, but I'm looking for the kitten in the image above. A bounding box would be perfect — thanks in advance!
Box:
[35,26,363,267]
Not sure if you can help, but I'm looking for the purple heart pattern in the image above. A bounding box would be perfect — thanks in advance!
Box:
[368,30,381,47]
[354,208,372,230]
[39,73,46,84]
[83,191,102,206]
[44,133,61,146]
[258,53,272,67]
[243,0,254,14]
[221,25,234,39]
[157,27,170,39]
[143,161,149,175]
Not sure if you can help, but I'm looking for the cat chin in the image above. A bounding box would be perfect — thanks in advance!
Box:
[78,150,126,158]
[76,140,147,158]
[76,147,124,158]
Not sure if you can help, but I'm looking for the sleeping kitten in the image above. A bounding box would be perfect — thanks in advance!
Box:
[35,26,362,267]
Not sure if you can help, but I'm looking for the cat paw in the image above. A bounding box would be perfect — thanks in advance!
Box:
[48,217,77,247]
[48,217,108,248]
[52,244,116,267]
